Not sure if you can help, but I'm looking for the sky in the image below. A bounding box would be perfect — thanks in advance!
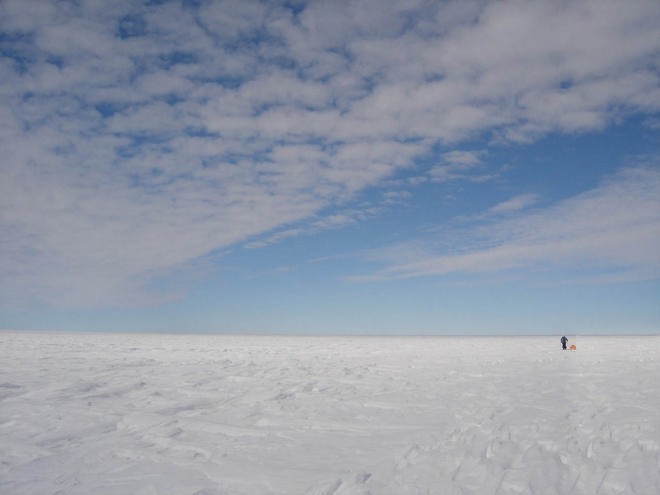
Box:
[1,0,659,336]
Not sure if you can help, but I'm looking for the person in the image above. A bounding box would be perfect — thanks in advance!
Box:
[561,335,568,350]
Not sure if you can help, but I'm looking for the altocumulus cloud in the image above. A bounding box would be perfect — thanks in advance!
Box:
[1,0,659,307]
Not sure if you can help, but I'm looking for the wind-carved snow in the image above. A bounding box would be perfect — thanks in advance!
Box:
[0,333,658,494]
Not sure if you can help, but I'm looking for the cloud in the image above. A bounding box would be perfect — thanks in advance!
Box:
[351,167,660,283]
[429,150,492,183]
[1,0,659,307]
[487,193,539,215]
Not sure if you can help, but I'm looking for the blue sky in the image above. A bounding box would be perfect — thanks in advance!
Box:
[1,0,659,335]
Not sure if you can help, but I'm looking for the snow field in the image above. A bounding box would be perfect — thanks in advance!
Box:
[1,333,658,494]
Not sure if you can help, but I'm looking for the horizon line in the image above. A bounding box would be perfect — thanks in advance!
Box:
[1,329,658,338]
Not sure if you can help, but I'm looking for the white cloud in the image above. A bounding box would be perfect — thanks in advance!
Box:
[429,149,494,183]
[441,151,483,167]
[487,194,539,215]
[353,167,660,283]
[1,0,659,307]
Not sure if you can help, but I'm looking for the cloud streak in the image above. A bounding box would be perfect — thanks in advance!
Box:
[1,0,659,307]
[353,167,660,284]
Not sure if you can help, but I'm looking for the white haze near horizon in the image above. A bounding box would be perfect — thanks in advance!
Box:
[1,332,658,494]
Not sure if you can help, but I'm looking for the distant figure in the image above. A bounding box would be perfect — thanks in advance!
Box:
[561,336,568,350]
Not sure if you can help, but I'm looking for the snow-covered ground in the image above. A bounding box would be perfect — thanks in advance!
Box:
[1,332,658,495]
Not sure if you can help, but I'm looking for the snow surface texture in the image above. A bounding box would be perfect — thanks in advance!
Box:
[1,333,658,495]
